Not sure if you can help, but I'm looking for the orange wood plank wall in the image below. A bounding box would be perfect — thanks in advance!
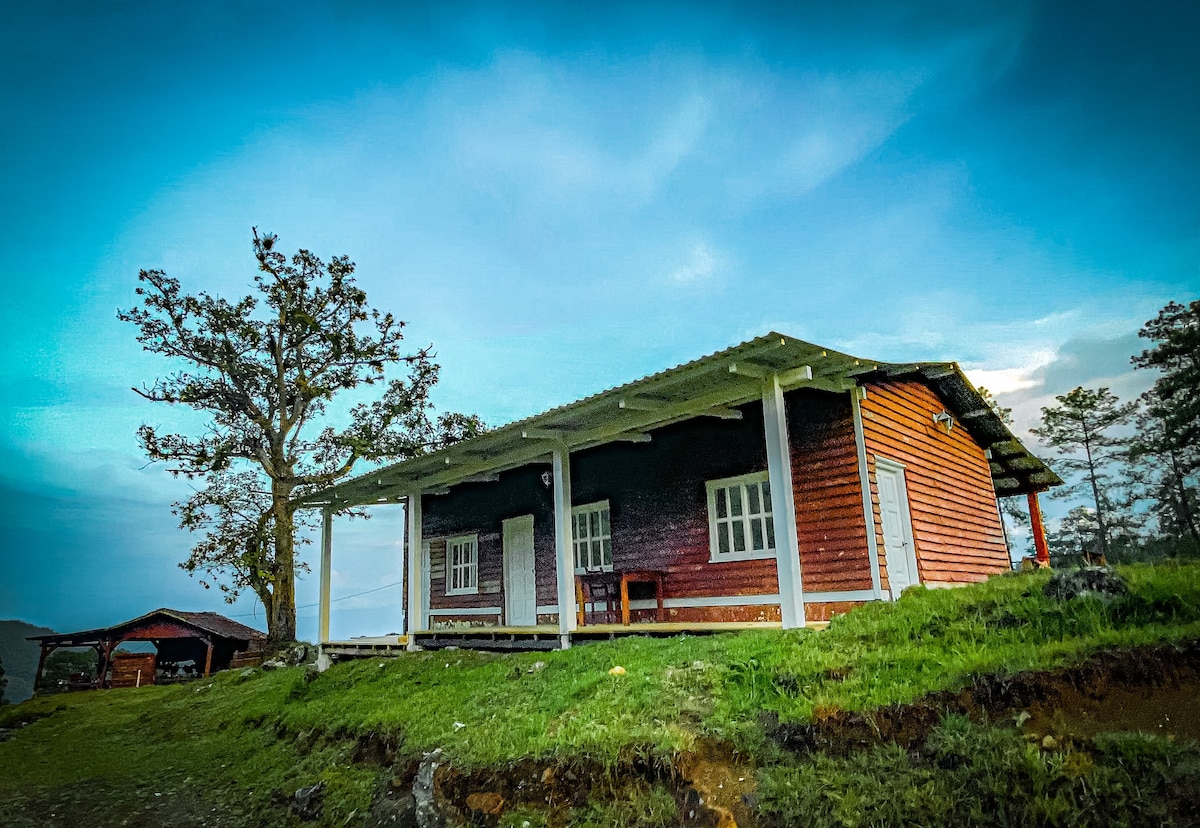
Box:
[788,391,874,593]
[859,379,1009,586]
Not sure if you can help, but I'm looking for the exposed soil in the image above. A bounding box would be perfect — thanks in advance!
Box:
[766,638,1200,757]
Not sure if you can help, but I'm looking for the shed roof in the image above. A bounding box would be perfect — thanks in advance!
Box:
[301,332,1060,507]
[28,608,267,647]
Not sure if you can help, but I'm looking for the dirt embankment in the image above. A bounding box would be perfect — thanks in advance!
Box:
[765,639,1200,757]
[360,639,1200,827]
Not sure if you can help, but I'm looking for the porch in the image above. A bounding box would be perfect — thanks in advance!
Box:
[324,620,801,656]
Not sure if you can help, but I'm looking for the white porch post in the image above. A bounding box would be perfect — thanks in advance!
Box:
[763,373,806,628]
[850,387,884,599]
[318,508,333,644]
[405,492,424,651]
[552,445,577,644]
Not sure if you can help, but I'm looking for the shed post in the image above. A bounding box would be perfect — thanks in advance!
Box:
[98,639,117,689]
[202,638,214,677]
[33,643,53,696]
[318,507,333,644]
[1027,490,1051,567]
[762,373,806,628]
[552,445,577,645]
[405,492,424,651]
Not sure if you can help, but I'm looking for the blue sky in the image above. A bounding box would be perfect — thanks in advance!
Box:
[1,1,1196,639]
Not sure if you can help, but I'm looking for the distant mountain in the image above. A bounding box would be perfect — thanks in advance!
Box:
[1,620,56,704]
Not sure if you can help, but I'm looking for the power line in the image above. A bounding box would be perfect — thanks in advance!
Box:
[225,580,403,618]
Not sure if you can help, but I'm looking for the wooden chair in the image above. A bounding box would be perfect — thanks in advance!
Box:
[575,572,622,625]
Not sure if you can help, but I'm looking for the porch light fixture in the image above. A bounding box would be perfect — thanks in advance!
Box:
[932,410,955,434]
[541,471,553,488]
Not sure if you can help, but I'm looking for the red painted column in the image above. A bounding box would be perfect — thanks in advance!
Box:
[1027,490,1051,567]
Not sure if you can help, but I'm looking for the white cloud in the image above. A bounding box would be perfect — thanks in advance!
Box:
[669,241,718,284]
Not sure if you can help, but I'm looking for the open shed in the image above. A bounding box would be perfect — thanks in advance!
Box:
[28,608,267,691]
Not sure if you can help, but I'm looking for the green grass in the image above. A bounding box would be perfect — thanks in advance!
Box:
[758,716,1200,827]
[3,561,1200,826]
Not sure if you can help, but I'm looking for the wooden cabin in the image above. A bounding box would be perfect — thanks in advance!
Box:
[304,333,1060,652]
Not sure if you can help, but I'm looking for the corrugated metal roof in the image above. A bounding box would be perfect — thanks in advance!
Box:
[300,332,1060,507]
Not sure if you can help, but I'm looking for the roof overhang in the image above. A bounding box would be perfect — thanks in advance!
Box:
[27,608,267,647]
[850,361,1063,497]
[300,332,1060,508]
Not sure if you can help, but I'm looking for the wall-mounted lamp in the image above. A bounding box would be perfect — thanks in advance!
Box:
[541,470,553,488]
[932,410,955,434]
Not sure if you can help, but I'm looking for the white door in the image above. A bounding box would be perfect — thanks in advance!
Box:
[875,458,918,598]
[503,515,537,626]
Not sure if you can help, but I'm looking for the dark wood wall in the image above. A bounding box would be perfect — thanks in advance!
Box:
[420,388,879,622]
[423,466,556,613]
[572,402,777,603]
[859,379,1010,585]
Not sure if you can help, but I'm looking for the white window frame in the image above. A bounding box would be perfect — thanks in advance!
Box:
[706,471,776,562]
[445,534,479,595]
[572,500,613,574]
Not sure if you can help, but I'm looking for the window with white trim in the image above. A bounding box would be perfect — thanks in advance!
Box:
[573,500,612,573]
[706,472,776,561]
[446,534,478,595]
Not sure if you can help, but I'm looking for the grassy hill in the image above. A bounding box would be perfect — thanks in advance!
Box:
[0,620,54,704]
[3,563,1200,827]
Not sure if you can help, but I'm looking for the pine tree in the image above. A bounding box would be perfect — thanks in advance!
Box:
[1128,394,1200,546]
[1133,299,1200,451]
[1032,387,1136,563]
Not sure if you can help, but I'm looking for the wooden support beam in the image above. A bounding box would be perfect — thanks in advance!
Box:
[459,472,501,483]
[202,639,214,677]
[33,643,53,696]
[373,444,554,498]
[728,361,769,379]
[318,508,333,645]
[610,433,652,443]
[763,374,806,628]
[1027,490,1051,567]
[775,365,814,387]
[698,406,743,420]
[552,446,577,639]
[522,428,565,441]
[98,639,117,689]
[406,493,425,650]
[851,389,884,600]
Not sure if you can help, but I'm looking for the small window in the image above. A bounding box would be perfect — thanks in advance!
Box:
[446,534,478,595]
[706,472,775,561]
[573,501,613,573]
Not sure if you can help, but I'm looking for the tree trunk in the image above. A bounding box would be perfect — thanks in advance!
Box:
[1080,430,1110,565]
[269,483,298,644]
[1167,450,1200,545]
